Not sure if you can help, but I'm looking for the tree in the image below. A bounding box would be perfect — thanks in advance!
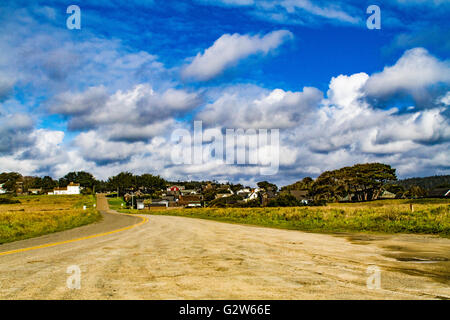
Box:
[281,177,314,192]
[30,176,57,191]
[108,172,135,195]
[312,163,397,202]
[59,171,97,189]
[257,181,278,191]
[136,174,166,194]
[0,172,22,192]
[406,186,427,198]
[267,194,301,207]
[203,190,216,202]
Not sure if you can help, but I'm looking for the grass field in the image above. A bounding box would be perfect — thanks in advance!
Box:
[113,198,450,237]
[107,196,126,211]
[0,194,101,244]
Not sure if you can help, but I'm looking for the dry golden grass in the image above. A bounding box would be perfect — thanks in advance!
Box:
[0,195,101,244]
[118,198,450,236]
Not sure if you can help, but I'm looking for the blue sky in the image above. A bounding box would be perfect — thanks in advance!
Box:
[0,0,449,185]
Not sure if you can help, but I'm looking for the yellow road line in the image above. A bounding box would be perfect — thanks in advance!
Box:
[0,215,148,257]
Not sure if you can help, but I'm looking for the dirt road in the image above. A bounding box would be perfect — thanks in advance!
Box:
[0,195,448,299]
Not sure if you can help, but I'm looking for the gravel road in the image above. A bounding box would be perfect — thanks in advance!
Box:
[0,195,448,299]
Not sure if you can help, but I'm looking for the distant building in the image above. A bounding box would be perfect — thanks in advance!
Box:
[380,190,396,199]
[28,188,42,195]
[237,188,251,198]
[136,199,145,210]
[180,189,198,195]
[148,199,169,208]
[178,194,202,207]
[0,183,6,194]
[50,182,81,195]
[15,181,24,195]
[167,185,185,192]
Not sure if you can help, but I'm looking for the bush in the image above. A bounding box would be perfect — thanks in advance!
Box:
[267,194,301,207]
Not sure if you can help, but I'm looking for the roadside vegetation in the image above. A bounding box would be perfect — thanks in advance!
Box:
[107,196,126,211]
[0,195,101,244]
[115,198,450,237]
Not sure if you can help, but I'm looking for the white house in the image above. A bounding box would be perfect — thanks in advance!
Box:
[50,182,81,195]
[244,188,262,202]
[0,183,6,194]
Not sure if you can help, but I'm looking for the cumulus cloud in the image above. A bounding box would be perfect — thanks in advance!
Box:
[49,86,109,116]
[50,84,201,141]
[182,30,293,81]
[0,75,15,101]
[197,85,322,128]
[0,2,448,185]
[74,131,146,165]
[0,114,34,155]
[364,48,450,100]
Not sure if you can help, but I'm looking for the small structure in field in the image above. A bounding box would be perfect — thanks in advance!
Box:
[148,199,169,208]
[136,199,145,210]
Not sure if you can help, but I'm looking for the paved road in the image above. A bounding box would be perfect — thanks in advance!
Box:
[0,195,448,299]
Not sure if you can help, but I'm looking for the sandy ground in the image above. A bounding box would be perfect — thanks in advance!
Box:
[0,195,448,299]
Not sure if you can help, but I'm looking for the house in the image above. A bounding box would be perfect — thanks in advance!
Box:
[15,181,24,195]
[162,195,178,207]
[136,199,145,210]
[202,183,213,192]
[178,194,202,207]
[50,182,81,195]
[180,189,198,195]
[0,183,6,194]
[28,188,42,195]
[237,188,251,198]
[167,185,185,192]
[215,187,234,199]
[215,193,233,199]
[380,190,396,199]
[262,190,278,206]
[244,188,262,202]
[148,199,169,208]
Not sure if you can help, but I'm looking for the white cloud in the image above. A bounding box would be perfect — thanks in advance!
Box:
[0,113,34,154]
[182,30,293,81]
[364,48,450,99]
[50,84,201,140]
[279,0,359,24]
[196,0,360,25]
[197,85,322,128]
[0,74,15,101]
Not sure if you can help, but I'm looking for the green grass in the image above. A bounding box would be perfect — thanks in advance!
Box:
[0,194,102,244]
[107,197,126,211]
[112,198,450,237]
